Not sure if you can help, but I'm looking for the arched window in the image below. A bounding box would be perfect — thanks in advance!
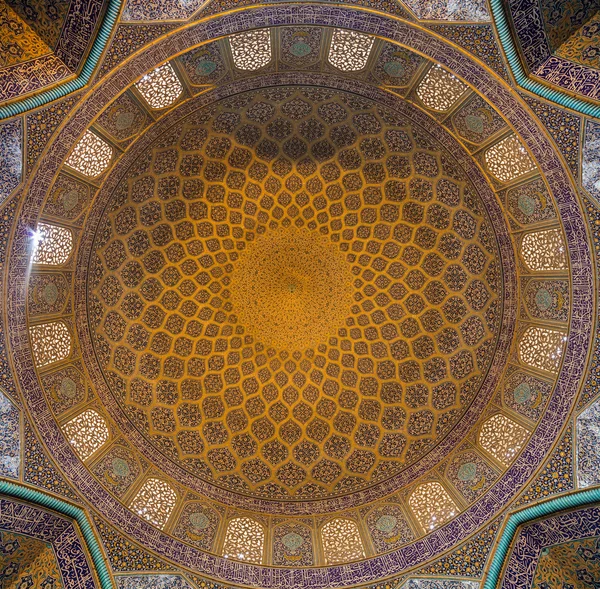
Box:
[408,482,457,532]
[328,29,374,72]
[321,518,365,564]
[229,29,272,71]
[521,229,568,271]
[222,517,265,563]
[32,223,73,266]
[479,414,528,466]
[135,63,183,109]
[416,64,467,111]
[29,321,71,367]
[130,478,177,529]
[519,326,566,372]
[485,134,536,182]
[62,409,109,461]
[65,130,113,178]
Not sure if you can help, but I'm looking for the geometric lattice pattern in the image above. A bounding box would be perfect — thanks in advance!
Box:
[416,65,468,111]
[408,481,457,531]
[129,478,177,529]
[87,86,502,499]
[29,321,71,367]
[222,517,265,563]
[484,135,535,182]
[328,29,374,72]
[135,63,183,109]
[32,223,73,266]
[321,518,365,564]
[62,409,109,460]
[521,229,568,271]
[518,326,566,373]
[229,29,272,71]
[479,413,528,467]
[65,131,113,178]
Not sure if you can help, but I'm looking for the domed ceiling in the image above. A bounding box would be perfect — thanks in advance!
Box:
[84,86,503,500]
[0,4,596,589]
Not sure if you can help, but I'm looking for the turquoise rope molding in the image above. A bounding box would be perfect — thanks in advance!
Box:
[0,0,124,121]
[0,479,114,589]
[483,486,600,589]
[488,0,600,118]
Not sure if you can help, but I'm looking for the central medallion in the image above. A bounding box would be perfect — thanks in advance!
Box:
[230,228,353,351]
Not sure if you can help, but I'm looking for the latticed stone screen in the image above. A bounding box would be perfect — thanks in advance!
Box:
[479,413,529,467]
[328,29,374,72]
[130,478,178,529]
[62,409,109,460]
[408,482,457,531]
[135,63,183,109]
[416,64,468,111]
[222,517,265,563]
[321,518,365,564]
[65,131,113,178]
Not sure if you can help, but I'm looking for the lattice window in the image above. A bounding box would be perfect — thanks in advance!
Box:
[408,482,457,532]
[130,478,177,529]
[521,229,568,271]
[62,409,109,461]
[32,223,73,265]
[321,518,365,564]
[29,321,71,367]
[229,29,272,71]
[479,414,528,467]
[485,135,536,182]
[518,326,566,372]
[135,63,183,109]
[416,64,468,111]
[328,29,375,72]
[222,517,265,563]
[65,131,113,178]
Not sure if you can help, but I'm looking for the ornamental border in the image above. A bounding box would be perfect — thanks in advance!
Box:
[0,0,124,121]
[0,478,114,589]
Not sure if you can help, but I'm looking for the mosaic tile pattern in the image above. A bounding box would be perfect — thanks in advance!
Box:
[172,502,220,551]
[578,194,600,411]
[417,518,500,577]
[23,420,79,500]
[506,0,600,100]
[85,86,502,499]
[400,581,479,589]
[531,534,600,588]
[501,504,600,589]
[26,93,82,172]
[0,388,19,478]
[7,6,591,586]
[522,95,581,177]
[426,25,510,82]
[98,23,178,78]
[123,0,207,21]
[515,424,573,505]
[0,195,18,401]
[583,120,600,202]
[445,449,498,503]
[116,575,195,589]
[402,0,489,21]
[0,119,22,204]
[0,531,64,589]
[0,0,106,104]
[577,399,600,488]
[93,516,174,572]
[0,495,99,589]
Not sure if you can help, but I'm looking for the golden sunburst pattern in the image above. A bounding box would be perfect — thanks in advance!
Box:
[88,87,501,498]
